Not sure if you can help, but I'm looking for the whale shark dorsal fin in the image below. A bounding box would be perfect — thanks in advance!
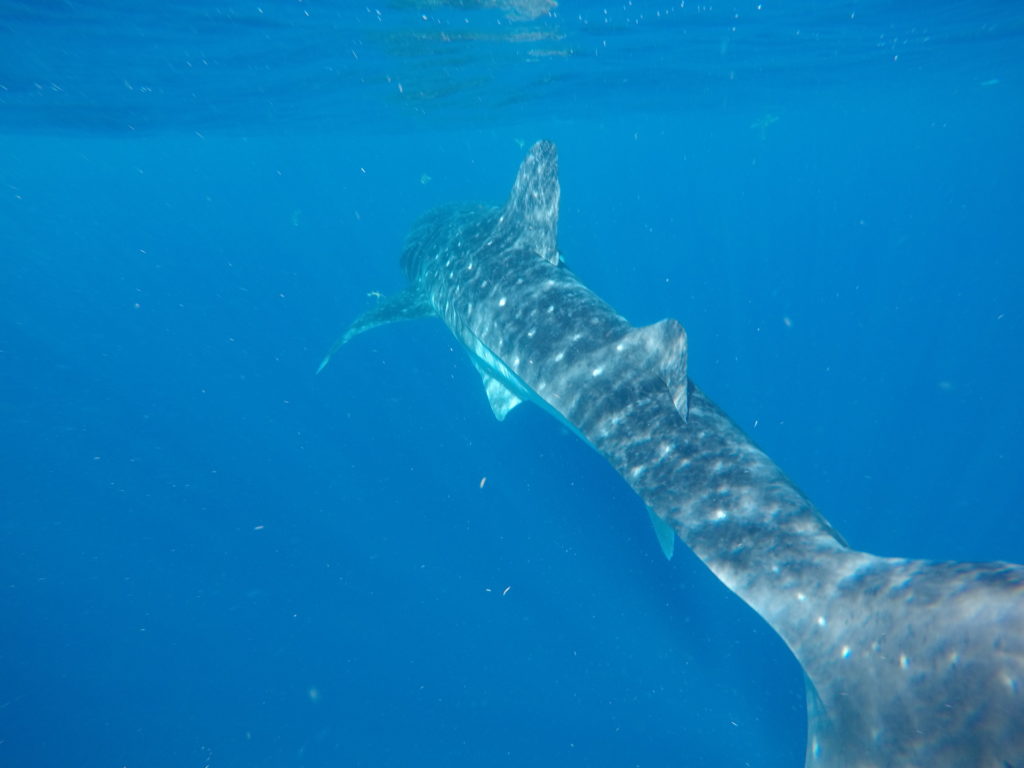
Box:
[316,288,434,374]
[498,140,561,266]
[647,508,676,559]
[479,370,523,421]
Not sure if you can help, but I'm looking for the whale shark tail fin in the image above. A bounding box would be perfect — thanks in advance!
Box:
[497,140,561,266]
[316,289,434,374]
[790,556,1024,767]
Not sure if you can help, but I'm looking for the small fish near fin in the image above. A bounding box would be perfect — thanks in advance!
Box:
[317,288,434,374]
[647,508,676,560]
[478,371,524,421]
[624,318,689,421]
[495,140,561,266]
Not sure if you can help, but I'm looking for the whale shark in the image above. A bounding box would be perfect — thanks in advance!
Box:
[319,141,1024,766]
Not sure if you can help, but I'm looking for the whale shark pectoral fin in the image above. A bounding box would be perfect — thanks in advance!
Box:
[647,508,676,560]
[625,318,689,421]
[479,371,524,421]
[499,140,561,266]
[317,288,434,374]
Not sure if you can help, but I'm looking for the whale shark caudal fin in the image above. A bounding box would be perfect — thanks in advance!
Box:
[316,288,434,374]
[792,556,1024,767]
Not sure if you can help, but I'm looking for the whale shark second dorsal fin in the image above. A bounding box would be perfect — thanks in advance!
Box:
[625,318,688,421]
[496,140,561,266]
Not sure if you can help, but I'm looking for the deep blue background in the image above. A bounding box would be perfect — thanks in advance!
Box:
[1,2,1022,767]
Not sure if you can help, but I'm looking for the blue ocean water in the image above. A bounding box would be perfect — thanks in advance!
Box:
[1,2,1022,766]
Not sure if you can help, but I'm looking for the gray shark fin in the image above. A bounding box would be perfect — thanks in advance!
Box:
[317,289,434,374]
[647,508,676,560]
[479,370,523,421]
[627,318,689,421]
[498,140,561,266]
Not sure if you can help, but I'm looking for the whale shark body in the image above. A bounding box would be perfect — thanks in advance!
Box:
[321,141,1024,766]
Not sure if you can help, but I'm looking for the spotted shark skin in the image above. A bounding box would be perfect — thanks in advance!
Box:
[322,141,1024,767]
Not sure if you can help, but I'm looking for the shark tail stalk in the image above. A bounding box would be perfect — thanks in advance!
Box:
[319,140,1024,767]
